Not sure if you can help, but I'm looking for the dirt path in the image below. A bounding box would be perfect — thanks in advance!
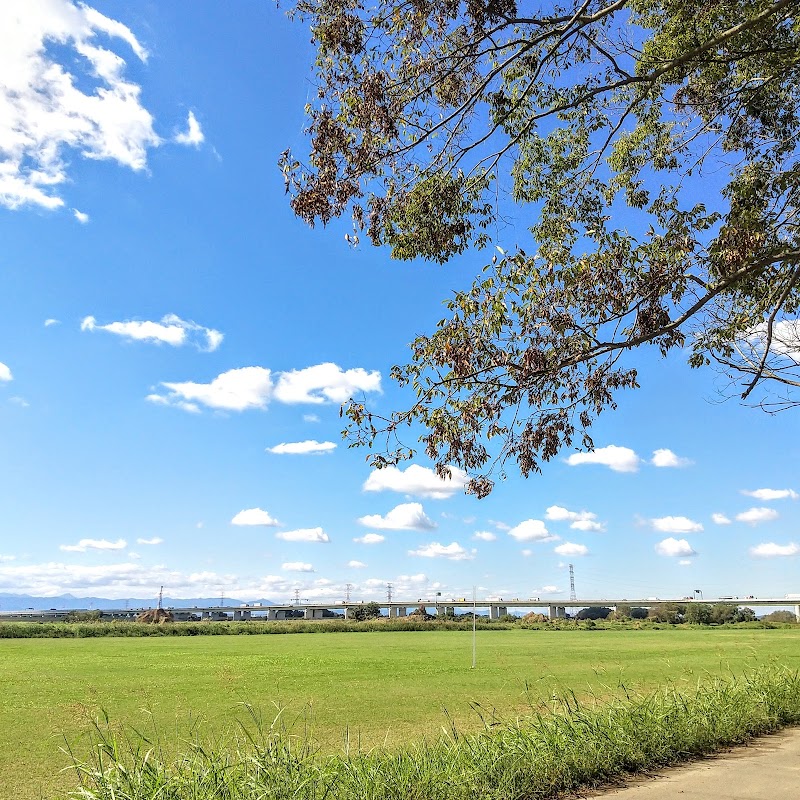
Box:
[582,728,800,799]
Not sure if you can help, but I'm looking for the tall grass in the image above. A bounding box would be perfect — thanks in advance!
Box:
[62,665,800,800]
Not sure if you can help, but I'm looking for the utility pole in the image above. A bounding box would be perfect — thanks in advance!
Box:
[387,582,393,603]
[344,583,352,603]
[569,564,577,602]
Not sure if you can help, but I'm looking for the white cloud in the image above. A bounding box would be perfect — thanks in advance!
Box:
[408,542,474,560]
[353,533,385,544]
[347,560,367,568]
[267,440,337,455]
[281,562,314,572]
[736,507,779,525]
[536,585,561,593]
[0,1,162,211]
[0,555,16,562]
[275,527,330,543]
[274,363,381,404]
[303,414,320,423]
[490,520,511,531]
[741,488,799,501]
[81,313,222,352]
[678,559,692,566]
[44,318,60,327]
[749,542,800,558]
[651,516,703,534]
[545,505,605,532]
[362,464,468,500]
[0,362,12,382]
[136,537,163,545]
[127,551,140,559]
[9,396,29,408]
[472,531,497,541]
[60,538,126,552]
[175,111,204,146]
[507,519,558,542]
[566,445,640,473]
[521,549,533,557]
[553,542,588,556]
[73,209,89,223]
[712,513,731,525]
[230,508,280,527]
[651,448,693,468]
[358,502,436,531]
[154,367,273,412]
[655,537,696,557]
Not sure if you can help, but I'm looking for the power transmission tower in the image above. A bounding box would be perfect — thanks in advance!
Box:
[158,586,163,610]
[569,564,577,602]
[344,583,352,603]
[293,588,301,606]
[387,582,393,603]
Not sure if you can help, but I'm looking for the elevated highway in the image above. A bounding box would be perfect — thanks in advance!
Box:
[1,596,798,622]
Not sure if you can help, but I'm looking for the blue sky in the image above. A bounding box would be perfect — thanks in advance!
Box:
[0,0,798,605]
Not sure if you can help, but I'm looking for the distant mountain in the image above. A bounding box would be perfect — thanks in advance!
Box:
[0,593,276,611]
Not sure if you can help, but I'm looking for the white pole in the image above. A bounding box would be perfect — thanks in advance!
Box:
[472,585,477,669]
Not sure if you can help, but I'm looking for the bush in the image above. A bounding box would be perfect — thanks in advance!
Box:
[576,606,612,620]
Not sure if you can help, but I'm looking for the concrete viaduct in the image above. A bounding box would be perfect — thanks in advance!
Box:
[1,597,798,622]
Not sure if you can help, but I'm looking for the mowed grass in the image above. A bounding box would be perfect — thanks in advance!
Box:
[3,627,799,800]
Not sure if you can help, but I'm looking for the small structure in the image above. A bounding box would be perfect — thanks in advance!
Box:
[136,608,174,624]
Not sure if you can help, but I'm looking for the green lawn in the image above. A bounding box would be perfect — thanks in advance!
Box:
[3,627,799,800]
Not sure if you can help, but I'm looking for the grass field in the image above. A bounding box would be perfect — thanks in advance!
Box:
[3,627,799,799]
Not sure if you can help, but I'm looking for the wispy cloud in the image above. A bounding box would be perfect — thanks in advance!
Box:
[347,560,367,568]
[267,440,337,455]
[0,1,161,211]
[651,448,693,468]
[749,542,799,557]
[741,488,798,501]
[281,562,314,572]
[408,542,474,560]
[736,507,779,525]
[82,314,223,352]
[353,533,384,545]
[60,538,127,552]
[363,464,468,500]
[566,445,640,473]
[358,502,436,531]
[136,537,163,545]
[175,111,204,146]
[44,319,60,327]
[230,508,280,527]
[274,363,381,404]
[275,528,330,543]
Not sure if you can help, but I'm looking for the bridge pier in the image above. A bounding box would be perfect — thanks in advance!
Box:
[795,604,800,623]
[489,605,507,619]
[548,605,566,620]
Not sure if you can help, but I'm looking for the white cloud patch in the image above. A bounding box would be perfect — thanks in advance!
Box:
[362,464,468,500]
[275,527,330,543]
[60,537,126,552]
[507,519,558,542]
[0,362,12,382]
[472,531,497,542]
[651,516,703,534]
[136,537,162,545]
[267,440,337,455]
[303,414,320,423]
[678,559,692,566]
[73,209,89,223]
[712,513,731,525]
[274,363,381,404]
[153,367,273,412]
[281,562,314,572]
[651,448,693,468]
[408,542,474,561]
[230,508,280,527]
[0,555,16,562]
[655,537,696,557]
[0,0,162,211]
[749,542,800,558]
[150,362,380,413]
[742,488,799,501]
[566,445,640,473]
[81,313,222,352]
[553,542,588,556]
[347,560,367,568]
[545,505,605,532]
[44,318,60,327]
[175,111,204,146]
[358,502,436,531]
[353,533,384,544]
[736,507,779,525]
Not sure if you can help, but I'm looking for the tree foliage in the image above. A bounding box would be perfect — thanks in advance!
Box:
[285,0,800,495]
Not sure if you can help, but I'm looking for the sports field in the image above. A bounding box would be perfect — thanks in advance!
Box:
[3,627,799,799]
